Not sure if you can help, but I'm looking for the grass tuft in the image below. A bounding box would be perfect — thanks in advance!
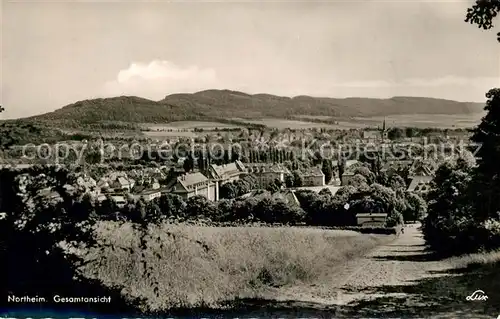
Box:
[80,221,391,313]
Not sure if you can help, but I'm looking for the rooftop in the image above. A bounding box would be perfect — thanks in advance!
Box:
[356,213,388,217]
[210,162,244,179]
[408,176,433,192]
[302,166,324,176]
[178,172,209,187]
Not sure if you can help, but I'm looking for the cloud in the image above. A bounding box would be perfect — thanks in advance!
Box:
[103,60,220,100]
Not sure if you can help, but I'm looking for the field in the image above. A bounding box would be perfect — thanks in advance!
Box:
[353,112,485,129]
[231,118,360,129]
[75,113,485,137]
[142,121,245,131]
[142,130,197,138]
[80,221,391,313]
[233,113,485,130]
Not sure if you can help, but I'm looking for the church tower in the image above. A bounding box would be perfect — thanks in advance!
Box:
[380,117,387,143]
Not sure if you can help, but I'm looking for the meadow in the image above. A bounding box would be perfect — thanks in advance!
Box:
[142,121,244,131]
[80,221,393,313]
[230,113,484,130]
[135,112,485,134]
[231,118,348,129]
[142,131,197,138]
[353,112,485,129]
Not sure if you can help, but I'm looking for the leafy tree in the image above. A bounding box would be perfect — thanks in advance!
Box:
[456,149,476,170]
[266,178,283,193]
[321,159,333,184]
[183,154,195,172]
[295,190,327,225]
[368,183,400,215]
[386,211,404,227]
[337,159,345,183]
[233,197,259,221]
[197,153,208,172]
[353,166,375,185]
[253,196,275,222]
[318,188,332,196]
[235,176,256,194]
[470,89,500,221]
[292,170,304,187]
[387,127,404,141]
[158,193,186,218]
[422,160,476,254]
[284,170,304,188]
[465,0,500,42]
[405,127,417,139]
[346,174,369,191]
[284,173,295,188]
[128,198,147,223]
[215,199,234,222]
[185,195,217,219]
[0,167,104,300]
[333,185,359,204]
[388,174,406,191]
[403,192,427,222]
[220,182,238,199]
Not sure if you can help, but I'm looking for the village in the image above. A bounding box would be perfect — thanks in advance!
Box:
[0,123,454,227]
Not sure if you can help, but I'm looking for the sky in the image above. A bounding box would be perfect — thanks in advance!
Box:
[1,0,499,119]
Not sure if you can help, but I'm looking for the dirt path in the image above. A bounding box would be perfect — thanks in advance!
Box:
[334,225,451,305]
[240,225,497,318]
[258,225,449,305]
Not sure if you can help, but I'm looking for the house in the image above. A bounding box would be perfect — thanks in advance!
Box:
[110,176,136,192]
[380,160,413,176]
[246,163,290,188]
[341,171,356,186]
[97,194,107,203]
[166,172,217,201]
[97,178,111,192]
[132,188,162,202]
[110,195,127,208]
[408,159,437,179]
[356,213,388,227]
[345,160,359,170]
[363,130,382,142]
[207,160,247,185]
[301,167,325,186]
[407,176,433,195]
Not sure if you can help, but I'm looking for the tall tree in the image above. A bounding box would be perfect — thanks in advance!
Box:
[321,159,333,184]
[470,89,500,220]
[183,153,195,172]
[292,170,304,187]
[337,159,345,184]
[387,127,404,141]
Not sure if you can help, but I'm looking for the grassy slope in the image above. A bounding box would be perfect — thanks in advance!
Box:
[80,221,392,313]
[24,90,484,126]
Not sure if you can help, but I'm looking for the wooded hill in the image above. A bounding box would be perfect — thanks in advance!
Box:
[25,89,484,125]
